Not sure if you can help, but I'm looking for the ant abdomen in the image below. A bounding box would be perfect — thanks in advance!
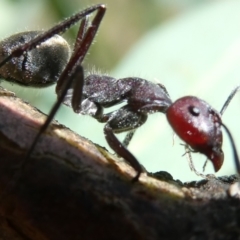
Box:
[0,31,70,87]
[166,96,223,172]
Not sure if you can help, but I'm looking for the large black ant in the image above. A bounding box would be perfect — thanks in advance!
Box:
[0,4,239,183]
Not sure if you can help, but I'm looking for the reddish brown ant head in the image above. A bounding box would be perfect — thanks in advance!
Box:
[166,96,223,172]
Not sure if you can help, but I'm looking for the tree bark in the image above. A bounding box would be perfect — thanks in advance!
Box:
[0,86,239,240]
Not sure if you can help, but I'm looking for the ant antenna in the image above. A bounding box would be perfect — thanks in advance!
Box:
[219,86,240,173]
[221,122,240,174]
[201,86,240,173]
[220,86,240,115]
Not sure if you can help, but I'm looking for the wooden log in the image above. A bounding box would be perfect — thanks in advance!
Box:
[0,86,239,240]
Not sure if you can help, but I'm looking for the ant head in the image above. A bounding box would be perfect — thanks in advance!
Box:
[166,96,223,172]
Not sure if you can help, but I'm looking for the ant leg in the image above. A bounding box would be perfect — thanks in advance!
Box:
[122,130,136,148]
[93,109,139,149]
[0,4,106,68]
[102,107,147,181]
[56,5,106,110]
[57,16,90,110]
[16,4,105,166]
[184,145,209,179]
[220,86,240,115]
[202,158,209,172]
[23,5,105,163]
[23,65,84,169]
[72,16,89,53]
[104,124,143,182]
[62,100,145,181]
[0,65,84,201]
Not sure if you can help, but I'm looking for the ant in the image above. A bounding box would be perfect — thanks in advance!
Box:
[0,4,239,183]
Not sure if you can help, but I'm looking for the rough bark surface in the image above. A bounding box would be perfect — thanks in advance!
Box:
[0,86,239,240]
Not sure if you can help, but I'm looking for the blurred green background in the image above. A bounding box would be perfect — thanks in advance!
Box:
[1,0,240,181]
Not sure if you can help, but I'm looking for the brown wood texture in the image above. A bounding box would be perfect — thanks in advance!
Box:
[0,86,239,240]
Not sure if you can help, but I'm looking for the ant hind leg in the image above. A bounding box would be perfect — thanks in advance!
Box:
[0,4,106,69]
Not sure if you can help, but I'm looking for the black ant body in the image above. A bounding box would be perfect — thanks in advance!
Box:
[0,4,239,182]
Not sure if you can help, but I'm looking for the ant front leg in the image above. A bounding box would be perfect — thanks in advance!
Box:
[122,130,136,148]
[67,96,146,181]
[104,125,142,182]
[183,145,211,179]
[101,107,148,181]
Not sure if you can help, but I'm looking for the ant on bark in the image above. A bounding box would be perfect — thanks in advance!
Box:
[0,4,239,182]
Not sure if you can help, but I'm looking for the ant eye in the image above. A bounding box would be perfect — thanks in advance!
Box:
[188,106,200,116]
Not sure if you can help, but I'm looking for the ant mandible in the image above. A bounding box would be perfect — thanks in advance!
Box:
[0,4,239,182]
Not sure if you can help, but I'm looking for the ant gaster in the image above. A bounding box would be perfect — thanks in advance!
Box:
[0,4,239,182]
